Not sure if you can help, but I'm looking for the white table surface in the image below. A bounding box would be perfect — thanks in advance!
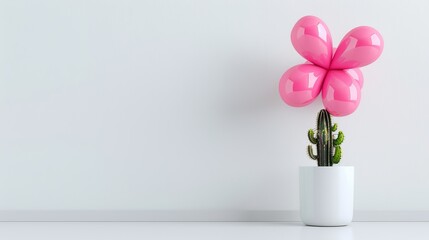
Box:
[0,222,427,240]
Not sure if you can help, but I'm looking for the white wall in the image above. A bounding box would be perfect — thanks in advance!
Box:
[0,0,428,217]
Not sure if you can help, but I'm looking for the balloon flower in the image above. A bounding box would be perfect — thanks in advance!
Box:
[279,16,383,116]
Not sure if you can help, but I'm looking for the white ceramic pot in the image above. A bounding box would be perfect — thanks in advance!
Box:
[299,166,354,226]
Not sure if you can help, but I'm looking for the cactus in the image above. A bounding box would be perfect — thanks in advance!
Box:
[307,109,344,166]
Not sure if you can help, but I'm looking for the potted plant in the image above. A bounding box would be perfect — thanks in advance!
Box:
[278,16,384,226]
[300,109,353,226]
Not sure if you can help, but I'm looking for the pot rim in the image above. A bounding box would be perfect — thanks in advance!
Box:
[299,166,354,169]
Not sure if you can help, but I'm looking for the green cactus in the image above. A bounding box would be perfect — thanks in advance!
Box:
[307,109,344,166]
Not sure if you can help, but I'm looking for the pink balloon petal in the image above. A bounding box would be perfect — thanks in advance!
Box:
[291,16,333,69]
[279,64,327,107]
[322,70,361,116]
[344,68,364,88]
[330,26,384,69]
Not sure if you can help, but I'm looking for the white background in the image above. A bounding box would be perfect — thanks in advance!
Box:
[0,0,428,216]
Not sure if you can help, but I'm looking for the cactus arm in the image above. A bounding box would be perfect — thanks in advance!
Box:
[331,123,338,132]
[332,146,342,164]
[333,131,344,146]
[307,145,318,160]
[308,129,317,144]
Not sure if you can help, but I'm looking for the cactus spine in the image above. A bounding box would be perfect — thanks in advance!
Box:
[307,109,344,166]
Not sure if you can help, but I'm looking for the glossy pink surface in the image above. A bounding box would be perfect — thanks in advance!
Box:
[322,70,361,116]
[291,16,332,69]
[279,64,326,107]
[279,16,383,116]
[331,26,384,69]
[344,68,364,89]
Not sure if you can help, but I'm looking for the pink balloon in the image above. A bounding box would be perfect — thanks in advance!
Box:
[322,70,362,116]
[330,26,384,69]
[344,68,364,88]
[291,16,332,69]
[279,16,383,116]
[279,64,326,107]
